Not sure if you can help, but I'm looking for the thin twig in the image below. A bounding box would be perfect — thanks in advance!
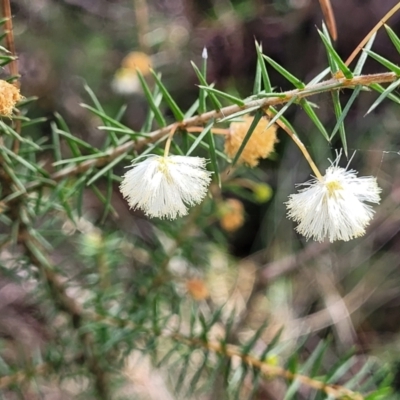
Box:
[172,334,364,399]
[345,2,400,66]
[266,110,323,179]
[164,123,179,156]
[1,0,18,80]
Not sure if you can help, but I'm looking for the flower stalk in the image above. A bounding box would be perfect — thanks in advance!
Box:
[271,114,323,180]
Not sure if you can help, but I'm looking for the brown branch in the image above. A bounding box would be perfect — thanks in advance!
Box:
[1,0,18,80]
[0,290,368,399]
[2,0,22,152]
[15,71,397,199]
[172,334,364,399]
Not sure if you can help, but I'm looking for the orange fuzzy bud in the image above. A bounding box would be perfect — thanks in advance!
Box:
[0,80,22,117]
[186,278,209,301]
[219,198,245,232]
[121,51,152,75]
[225,115,278,167]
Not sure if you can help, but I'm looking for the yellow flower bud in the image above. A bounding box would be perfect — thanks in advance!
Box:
[253,183,273,203]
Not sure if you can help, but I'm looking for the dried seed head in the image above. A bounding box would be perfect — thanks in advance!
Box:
[225,115,278,167]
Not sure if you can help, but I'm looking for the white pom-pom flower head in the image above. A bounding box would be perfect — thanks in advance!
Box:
[120,155,213,220]
[286,154,381,242]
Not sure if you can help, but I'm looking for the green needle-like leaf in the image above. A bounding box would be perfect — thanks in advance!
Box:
[186,119,214,156]
[80,103,139,132]
[137,70,166,127]
[100,170,115,223]
[51,123,80,157]
[307,67,330,85]
[331,85,361,138]
[253,51,262,94]
[366,79,400,115]
[318,30,353,79]
[21,117,48,128]
[187,352,208,396]
[385,24,400,55]
[241,322,268,355]
[84,84,118,145]
[184,98,200,119]
[325,350,354,383]
[256,41,272,92]
[187,133,228,160]
[354,33,376,76]
[84,83,104,113]
[53,153,106,166]
[86,153,126,186]
[364,49,400,75]
[370,82,400,105]
[191,61,222,110]
[265,96,297,131]
[198,85,245,106]
[171,140,184,155]
[90,184,118,217]
[140,135,168,157]
[175,354,191,394]
[1,156,25,193]
[207,127,220,187]
[218,106,260,123]
[52,125,62,169]
[0,121,41,150]
[200,48,208,113]
[284,377,301,400]
[231,110,263,167]
[151,69,185,121]
[300,99,330,141]
[1,146,44,174]
[263,55,305,89]
[331,90,347,155]
[54,127,98,154]
[321,23,338,73]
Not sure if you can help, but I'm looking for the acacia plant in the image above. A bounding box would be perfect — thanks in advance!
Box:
[1,1,400,399]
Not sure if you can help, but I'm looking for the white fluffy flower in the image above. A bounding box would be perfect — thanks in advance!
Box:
[286,156,381,242]
[120,155,213,219]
